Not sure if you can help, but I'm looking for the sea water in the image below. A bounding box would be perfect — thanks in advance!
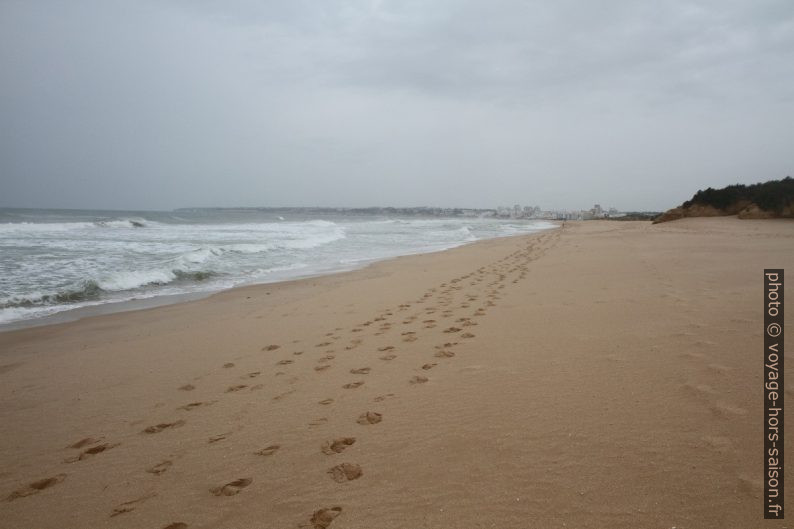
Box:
[0,208,555,326]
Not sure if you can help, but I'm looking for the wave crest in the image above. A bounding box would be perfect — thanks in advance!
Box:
[93,218,149,228]
[0,268,217,311]
[0,280,103,309]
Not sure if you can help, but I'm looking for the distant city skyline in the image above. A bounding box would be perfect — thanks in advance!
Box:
[0,202,646,218]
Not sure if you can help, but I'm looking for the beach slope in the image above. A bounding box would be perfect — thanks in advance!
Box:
[0,218,792,528]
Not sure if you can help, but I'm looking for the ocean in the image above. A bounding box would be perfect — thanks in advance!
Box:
[0,207,555,327]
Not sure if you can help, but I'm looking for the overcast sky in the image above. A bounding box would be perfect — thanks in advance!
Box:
[1,0,792,211]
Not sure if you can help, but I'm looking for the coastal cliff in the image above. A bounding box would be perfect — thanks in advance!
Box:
[654,176,794,223]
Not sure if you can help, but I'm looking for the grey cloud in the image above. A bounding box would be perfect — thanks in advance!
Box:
[1,0,792,211]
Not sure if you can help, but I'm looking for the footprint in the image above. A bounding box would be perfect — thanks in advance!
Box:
[273,389,296,401]
[255,444,280,456]
[178,401,214,411]
[263,345,281,351]
[305,507,342,529]
[110,493,156,517]
[708,363,732,374]
[711,402,748,418]
[210,478,252,496]
[422,363,437,370]
[680,351,707,361]
[357,411,382,425]
[434,350,455,358]
[378,346,395,352]
[226,384,248,393]
[142,421,185,434]
[702,436,734,454]
[208,433,230,444]
[379,354,397,361]
[68,437,102,449]
[6,474,66,501]
[328,463,362,483]
[343,381,364,389]
[163,524,187,529]
[64,442,119,463]
[147,460,173,475]
[315,365,331,372]
[350,367,371,375]
[0,362,23,376]
[321,437,356,455]
[410,375,428,384]
[178,384,195,391]
[460,332,475,339]
[319,398,334,405]
[276,359,294,365]
[373,394,395,402]
[444,327,462,333]
[309,417,329,427]
[737,474,763,498]
[223,363,235,368]
[682,383,717,399]
[244,371,261,378]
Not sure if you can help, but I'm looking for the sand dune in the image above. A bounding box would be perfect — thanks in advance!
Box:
[0,218,791,528]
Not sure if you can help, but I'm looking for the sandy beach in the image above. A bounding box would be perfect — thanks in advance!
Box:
[0,217,791,529]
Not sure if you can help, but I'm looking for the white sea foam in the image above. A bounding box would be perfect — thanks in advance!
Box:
[96,270,180,291]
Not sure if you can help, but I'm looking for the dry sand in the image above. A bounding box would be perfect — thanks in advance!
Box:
[0,217,792,529]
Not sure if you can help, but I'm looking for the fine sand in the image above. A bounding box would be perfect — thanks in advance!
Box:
[0,218,792,529]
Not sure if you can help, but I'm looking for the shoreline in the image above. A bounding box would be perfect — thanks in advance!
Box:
[0,225,557,333]
[1,218,791,529]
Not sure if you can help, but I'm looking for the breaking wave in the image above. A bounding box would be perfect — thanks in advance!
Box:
[0,217,155,233]
[0,269,217,311]
[92,218,149,228]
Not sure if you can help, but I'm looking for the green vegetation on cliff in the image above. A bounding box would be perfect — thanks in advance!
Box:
[655,176,794,223]
[684,176,794,214]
